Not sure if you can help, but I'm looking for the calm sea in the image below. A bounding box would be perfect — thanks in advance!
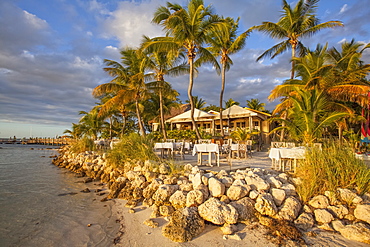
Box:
[0,144,119,247]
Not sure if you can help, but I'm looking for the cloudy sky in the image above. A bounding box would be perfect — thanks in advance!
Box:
[0,0,369,138]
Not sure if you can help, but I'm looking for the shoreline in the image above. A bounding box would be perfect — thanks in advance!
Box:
[52,146,370,246]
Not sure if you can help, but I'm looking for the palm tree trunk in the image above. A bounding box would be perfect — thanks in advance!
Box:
[159,88,167,140]
[135,99,146,137]
[219,63,226,137]
[188,56,201,140]
[121,111,127,137]
[290,43,296,80]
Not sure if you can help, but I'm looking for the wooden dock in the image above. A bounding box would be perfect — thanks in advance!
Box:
[0,138,74,146]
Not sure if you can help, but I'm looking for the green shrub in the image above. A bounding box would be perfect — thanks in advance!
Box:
[296,141,370,203]
[69,137,96,153]
[167,129,197,141]
[107,133,159,168]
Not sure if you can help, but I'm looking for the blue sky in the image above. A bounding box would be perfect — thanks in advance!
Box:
[0,0,369,138]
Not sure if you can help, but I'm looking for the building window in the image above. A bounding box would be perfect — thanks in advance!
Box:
[254,121,259,127]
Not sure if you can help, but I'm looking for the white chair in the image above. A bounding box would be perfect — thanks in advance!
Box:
[198,139,211,144]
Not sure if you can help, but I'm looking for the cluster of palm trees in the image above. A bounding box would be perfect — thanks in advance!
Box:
[65,0,369,145]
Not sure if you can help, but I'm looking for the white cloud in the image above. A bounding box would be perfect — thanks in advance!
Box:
[101,0,165,48]
[339,4,348,14]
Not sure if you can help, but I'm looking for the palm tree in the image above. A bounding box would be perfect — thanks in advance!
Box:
[270,87,350,144]
[252,0,343,79]
[325,40,370,105]
[93,56,137,137]
[224,98,240,108]
[151,0,226,139]
[78,109,106,140]
[142,37,188,139]
[186,96,207,109]
[269,43,370,142]
[207,17,250,136]
[246,98,266,111]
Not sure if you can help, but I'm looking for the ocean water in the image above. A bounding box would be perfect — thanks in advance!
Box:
[0,144,119,247]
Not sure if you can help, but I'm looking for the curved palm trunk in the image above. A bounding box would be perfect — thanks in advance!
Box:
[135,99,146,137]
[188,56,201,140]
[121,110,127,137]
[159,88,167,140]
[219,63,226,137]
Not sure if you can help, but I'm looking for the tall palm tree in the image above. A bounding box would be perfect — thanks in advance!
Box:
[151,0,226,139]
[246,98,266,111]
[207,17,250,136]
[93,57,137,137]
[252,0,343,79]
[142,37,188,139]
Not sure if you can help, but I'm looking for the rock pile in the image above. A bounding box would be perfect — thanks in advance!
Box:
[53,146,370,244]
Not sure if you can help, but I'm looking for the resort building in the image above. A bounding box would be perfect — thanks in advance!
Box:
[165,105,272,143]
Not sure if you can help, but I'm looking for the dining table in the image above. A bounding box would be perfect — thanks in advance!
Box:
[269,147,306,172]
[154,142,175,158]
[192,143,220,167]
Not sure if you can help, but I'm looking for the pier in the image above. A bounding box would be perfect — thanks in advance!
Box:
[0,137,74,146]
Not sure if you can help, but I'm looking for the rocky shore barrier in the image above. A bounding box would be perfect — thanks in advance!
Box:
[52,146,370,245]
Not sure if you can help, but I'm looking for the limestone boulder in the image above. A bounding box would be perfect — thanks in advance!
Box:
[271,188,286,206]
[280,183,297,196]
[314,209,334,224]
[328,205,349,219]
[226,185,250,201]
[162,207,205,242]
[186,190,205,207]
[277,196,302,221]
[220,224,238,235]
[266,176,283,188]
[332,220,370,244]
[208,177,225,197]
[198,197,239,225]
[191,173,203,188]
[159,163,171,175]
[220,176,234,187]
[201,173,213,186]
[169,190,187,209]
[255,193,278,217]
[249,190,259,200]
[232,179,246,186]
[160,205,175,217]
[229,197,256,222]
[308,195,329,209]
[152,184,179,203]
[245,175,270,191]
[337,188,363,205]
[354,204,370,224]
[294,212,315,231]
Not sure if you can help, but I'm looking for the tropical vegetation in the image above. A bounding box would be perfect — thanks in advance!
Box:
[62,0,370,202]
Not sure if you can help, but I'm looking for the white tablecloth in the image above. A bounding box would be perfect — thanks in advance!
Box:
[154,142,174,150]
[192,144,219,155]
[269,147,306,160]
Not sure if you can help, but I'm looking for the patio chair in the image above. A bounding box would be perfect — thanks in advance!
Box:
[285,142,296,148]
[198,139,211,144]
[172,141,185,159]
[271,142,285,148]
[246,140,253,158]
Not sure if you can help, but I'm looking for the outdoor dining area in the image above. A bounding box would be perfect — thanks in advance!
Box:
[153,139,254,168]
